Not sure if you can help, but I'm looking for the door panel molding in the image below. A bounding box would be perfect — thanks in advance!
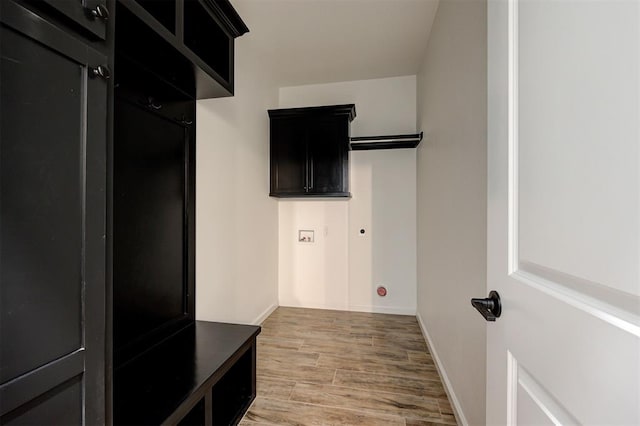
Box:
[507,351,580,425]
[516,262,640,336]
[506,0,640,337]
[507,0,519,277]
[0,350,84,416]
[0,1,88,63]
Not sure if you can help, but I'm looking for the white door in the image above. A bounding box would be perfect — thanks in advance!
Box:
[487,0,640,424]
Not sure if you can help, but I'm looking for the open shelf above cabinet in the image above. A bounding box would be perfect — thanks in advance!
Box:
[117,0,248,99]
[350,132,423,150]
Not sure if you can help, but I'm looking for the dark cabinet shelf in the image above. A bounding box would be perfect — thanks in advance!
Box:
[118,0,248,98]
[350,132,423,150]
[269,104,356,198]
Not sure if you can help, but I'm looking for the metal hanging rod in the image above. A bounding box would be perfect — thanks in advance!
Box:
[350,132,423,150]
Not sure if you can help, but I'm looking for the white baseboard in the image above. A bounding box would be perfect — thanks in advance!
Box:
[252,302,279,325]
[416,312,469,426]
[278,300,415,316]
[278,300,349,311]
[348,304,416,316]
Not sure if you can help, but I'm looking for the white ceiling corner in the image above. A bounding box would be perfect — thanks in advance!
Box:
[231,0,440,87]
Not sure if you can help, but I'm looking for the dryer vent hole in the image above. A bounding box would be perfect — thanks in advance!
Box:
[377,286,387,297]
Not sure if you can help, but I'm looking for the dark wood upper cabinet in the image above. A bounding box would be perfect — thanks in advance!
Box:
[269,105,356,198]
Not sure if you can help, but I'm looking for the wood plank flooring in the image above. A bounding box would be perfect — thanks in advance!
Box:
[240,307,457,426]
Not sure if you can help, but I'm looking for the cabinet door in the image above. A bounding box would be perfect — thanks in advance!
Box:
[0,1,106,424]
[41,0,109,40]
[307,117,349,195]
[270,118,308,196]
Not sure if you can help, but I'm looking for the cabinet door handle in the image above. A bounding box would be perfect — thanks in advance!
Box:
[305,152,309,192]
[310,156,314,190]
[90,64,111,80]
[85,4,109,21]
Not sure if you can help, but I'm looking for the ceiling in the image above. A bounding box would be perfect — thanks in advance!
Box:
[231,0,440,87]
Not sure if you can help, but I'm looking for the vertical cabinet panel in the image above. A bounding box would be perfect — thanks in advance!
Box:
[0,1,106,424]
[0,22,84,383]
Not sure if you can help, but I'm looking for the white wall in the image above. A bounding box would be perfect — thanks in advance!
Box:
[195,27,280,325]
[279,76,416,138]
[278,201,350,309]
[277,76,417,314]
[349,149,416,314]
[416,0,487,425]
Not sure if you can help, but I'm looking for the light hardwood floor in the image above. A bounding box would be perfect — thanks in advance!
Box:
[239,307,457,426]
